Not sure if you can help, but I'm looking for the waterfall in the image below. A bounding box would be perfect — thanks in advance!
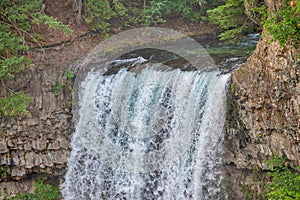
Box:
[61,63,230,200]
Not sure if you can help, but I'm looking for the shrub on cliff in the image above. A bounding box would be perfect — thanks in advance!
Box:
[0,0,72,117]
[263,156,300,200]
[263,0,300,47]
[207,0,300,47]
[7,179,61,200]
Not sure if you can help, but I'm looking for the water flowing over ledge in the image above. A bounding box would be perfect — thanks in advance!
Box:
[61,63,230,199]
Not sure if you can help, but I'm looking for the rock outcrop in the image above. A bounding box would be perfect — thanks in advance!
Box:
[224,1,300,196]
[0,60,73,197]
[226,36,299,169]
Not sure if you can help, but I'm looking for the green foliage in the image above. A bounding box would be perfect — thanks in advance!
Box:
[264,156,300,200]
[65,69,75,80]
[206,0,258,43]
[7,180,61,200]
[142,0,224,22]
[80,0,210,33]
[257,133,263,137]
[230,82,237,93]
[52,83,65,93]
[207,0,299,46]
[243,186,257,200]
[207,0,244,29]
[51,70,75,94]
[0,0,72,39]
[51,69,75,93]
[135,0,218,25]
[0,92,33,117]
[32,13,72,35]
[140,0,168,26]
[219,27,245,44]
[0,24,28,80]
[263,0,300,47]
[82,0,127,37]
[196,0,225,16]
[0,0,72,117]
[0,167,9,180]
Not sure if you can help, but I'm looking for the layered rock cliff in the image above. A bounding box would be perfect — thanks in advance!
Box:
[224,0,300,197]
[226,36,299,168]
[0,59,73,196]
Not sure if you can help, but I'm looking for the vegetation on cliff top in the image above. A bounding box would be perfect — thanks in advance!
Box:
[0,0,72,117]
[1,0,298,116]
[263,0,300,47]
[0,1,298,113]
[206,0,263,43]
[207,0,300,47]
[0,0,225,117]
[74,0,223,37]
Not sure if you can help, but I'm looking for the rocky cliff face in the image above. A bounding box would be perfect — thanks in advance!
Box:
[224,27,300,200]
[223,0,300,198]
[226,35,299,168]
[0,58,73,197]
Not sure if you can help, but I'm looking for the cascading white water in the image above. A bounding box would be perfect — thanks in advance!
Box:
[61,63,230,200]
